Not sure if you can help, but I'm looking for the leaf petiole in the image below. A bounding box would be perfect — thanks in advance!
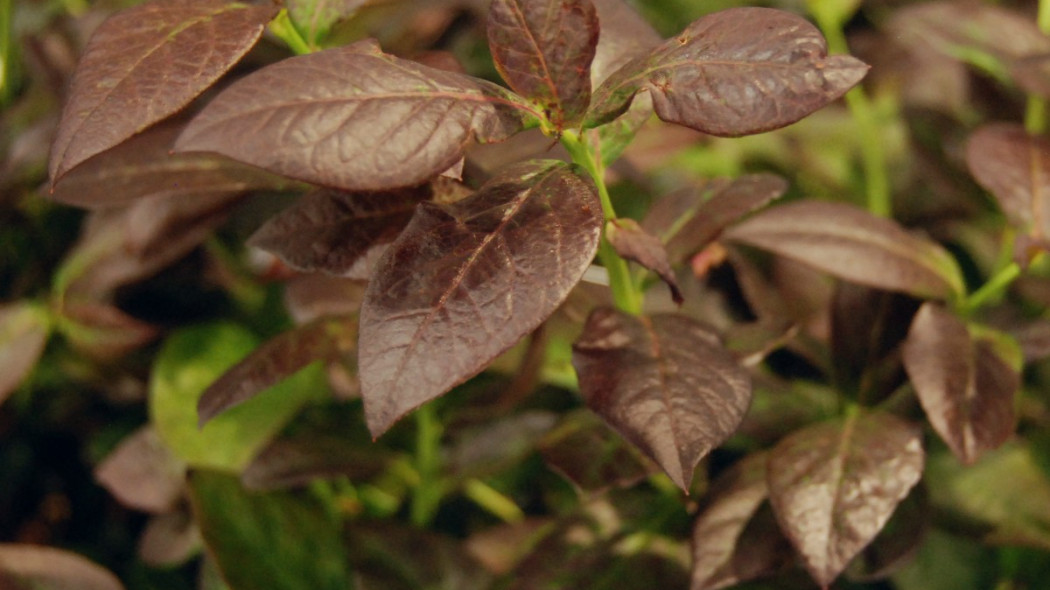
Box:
[268,9,313,55]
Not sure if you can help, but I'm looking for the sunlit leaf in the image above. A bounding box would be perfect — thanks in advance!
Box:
[903,303,1020,464]
[59,301,158,362]
[0,301,51,406]
[288,0,367,48]
[94,426,186,513]
[605,217,682,304]
[49,0,276,182]
[585,7,868,136]
[725,200,966,300]
[487,0,599,128]
[966,123,1050,242]
[589,0,662,86]
[283,274,367,325]
[189,470,353,590]
[767,410,924,587]
[359,160,602,436]
[176,40,535,191]
[0,545,124,590]
[538,409,654,493]
[572,307,751,491]
[248,186,429,279]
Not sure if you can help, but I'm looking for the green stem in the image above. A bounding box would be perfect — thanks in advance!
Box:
[268,9,313,55]
[1026,0,1050,134]
[561,131,643,315]
[410,403,442,527]
[0,0,13,106]
[960,262,1022,316]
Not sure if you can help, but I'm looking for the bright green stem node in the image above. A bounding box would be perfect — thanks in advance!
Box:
[268,9,313,55]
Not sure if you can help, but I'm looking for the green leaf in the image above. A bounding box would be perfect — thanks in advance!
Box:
[0,300,51,406]
[150,322,323,471]
[188,470,353,590]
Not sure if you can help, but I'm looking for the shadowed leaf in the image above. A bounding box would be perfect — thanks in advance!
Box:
[94,426,186,513]
[176,40,534,191]
[241,435,389,491]
[572,307,751,491]
[725,200,965,300]
[138,511,200,567]
[538,409,654,493]
[589,0,662,86]
[359,160,601,436]
[59,301,158,362]
[288,0,367,48]
[0,301,51,407]
[487,0,599,128]
[1012,55,1050,98]
[903,303,1020,464]
[248,187,429,279]
[966,123,1050,242]
[49,0,276,182]
[767,410,924,587]
[0,545,124,590]
[605,218,682,304]
[585,7,869,136]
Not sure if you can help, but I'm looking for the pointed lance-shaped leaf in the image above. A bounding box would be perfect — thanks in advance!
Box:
[248,186,430,279]
[359,160,602,437]
[605,218,682,304]
[902,303,1020,465]
[966,123,1050,242]
[487,0,599,129]
[176,39,535,192]
[725,200,966,300]
[572,308,752,492]
[0,301,50,407]
[767,410,924,587]
[49,0,277,183]
[584,7,869,136]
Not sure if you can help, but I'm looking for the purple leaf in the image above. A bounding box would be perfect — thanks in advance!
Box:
[0,545,124,590]
[49,0,277,182]
[487,0,599,128]
[176,40,535,191]
[0,301,51,407]
[359,160,602,437]
[966,123,1050,243]
[249,186,429,279]
[902,303,1020,465]
[585,7,869,136]
[605,218,682,304]
[589,0,662,86]
[572,308,751,491]
[94,426,186,513]
[767,411,924,587]
[725,200,965,300]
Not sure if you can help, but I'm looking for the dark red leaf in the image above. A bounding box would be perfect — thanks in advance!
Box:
[94,426,186,513]
[176,40,535,191]
[0,301,51,407]
[767,410,924,587]
[197,316,355,426]
[605,218,682,304]
[241,435,390,491]
[49,0,276,182]
[538,409,654,493]
[589,0,662,86]
[487,0,599,128]
[902,303,1020,465]
[359,160,602,436]
[0,545,124,590]
[50,121,292,209]
[725,200,965,300]
[572,308,751,491]
[966,123,1050,242]
[60,301,158,361]
[585,7,869,136]
[249,186,428,280]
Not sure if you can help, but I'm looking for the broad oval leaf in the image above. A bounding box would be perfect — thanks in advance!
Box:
[176,40,534,191]
[767,410,924,587]
[94,426,186,513]
[966,123,1050,242]
[605,218,682,304]
[359,160,602,436]
[572,307,752,491]
[0,301,51,407]
[725,200,965,300]
[49,0,276,182]
[0,545,124,590]
[248,186,428,279]
[902,303,1019,465]
[487,0,599,128]
[585,7,869,136]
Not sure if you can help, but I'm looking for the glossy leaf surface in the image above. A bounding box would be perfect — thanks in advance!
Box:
[248,186,428,279]
[572,307,751,491]
[0,301,50,406]
[176,40,533,191]
[487,0,599,128]
[359,160,601,436]
[767,411,924,587]
[585,7,868,136]
[189,470,352,590]
[0,545,124,590]
[605,218,682,304]
[903,303,1019,464]
[966,123,1050,242]
[49,0,276,182]
[726,200,965,300]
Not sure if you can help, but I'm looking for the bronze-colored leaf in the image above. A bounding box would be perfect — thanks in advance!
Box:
[359,160,602,437]
[0,544,124,590]
[585,7,869,136]
[283,274,367,325]
[176,40,534,191]
[605,218,682,304]
[902,303,1020,465]
[49,0,276,182]
[0,301,51,407]
[94,426,186,513]
[60,301,158,362]
[767,410,924,587]
[966,123,1050,243]
[589,0,662,86]
[241,435,389,491]
[572,307,751,491]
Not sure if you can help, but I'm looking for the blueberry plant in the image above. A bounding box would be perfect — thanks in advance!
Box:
[3,0,1050,588]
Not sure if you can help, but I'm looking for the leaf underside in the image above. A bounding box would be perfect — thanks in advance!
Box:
[359,160,602,437]
[572,307,752,491]
[605,218,682,304]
